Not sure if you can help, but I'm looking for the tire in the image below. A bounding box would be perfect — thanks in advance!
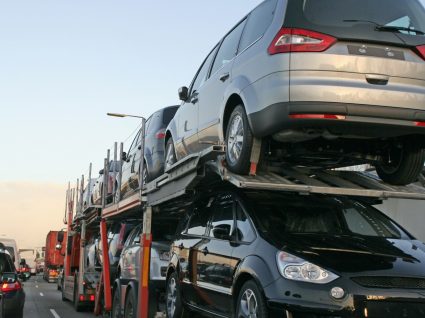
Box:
[225,105,254,174]
[124,288,137,318]
[376,140,425,185]
[165,137,177,171]
[74,280,83,312]
[236,280,268,318]
[61,284,67,301]
[112,287,122,318]
[165,272,188,318]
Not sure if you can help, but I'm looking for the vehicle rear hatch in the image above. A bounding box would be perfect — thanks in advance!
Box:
[277,0,425,114]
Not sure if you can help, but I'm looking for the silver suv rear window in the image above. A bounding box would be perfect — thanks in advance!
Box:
[285,0,425,45]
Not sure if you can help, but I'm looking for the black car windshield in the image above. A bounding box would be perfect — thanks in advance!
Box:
[246,193,410,239]
[285,0,425,45]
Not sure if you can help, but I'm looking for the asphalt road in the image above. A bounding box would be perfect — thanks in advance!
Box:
[23,274,94,318]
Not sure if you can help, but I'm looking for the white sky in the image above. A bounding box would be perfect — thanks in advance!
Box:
[0,1,262,250]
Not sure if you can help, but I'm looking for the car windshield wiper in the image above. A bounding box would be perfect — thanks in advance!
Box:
[343,19,425,35]
[375,25,425,35]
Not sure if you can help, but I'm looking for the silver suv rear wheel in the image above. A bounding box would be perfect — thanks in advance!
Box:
[225,105,253,174]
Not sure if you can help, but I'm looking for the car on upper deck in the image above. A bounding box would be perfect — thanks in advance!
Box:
[119,105,178,200]
[92,161,120,206]
[165,0,425,185]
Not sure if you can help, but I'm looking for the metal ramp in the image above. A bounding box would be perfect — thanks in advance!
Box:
[144,147,425,206]
[217,165,425,200]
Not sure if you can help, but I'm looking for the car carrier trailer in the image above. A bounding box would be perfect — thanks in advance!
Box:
[62,120,425,318]
[60,166,103,312]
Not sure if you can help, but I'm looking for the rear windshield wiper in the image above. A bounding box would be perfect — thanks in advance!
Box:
[375,25,425,35]
[343,19,425,35]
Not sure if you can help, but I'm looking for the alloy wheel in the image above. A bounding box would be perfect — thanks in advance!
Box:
[166,277,177,317]
[227,114,244,165]
[238,288,258,318]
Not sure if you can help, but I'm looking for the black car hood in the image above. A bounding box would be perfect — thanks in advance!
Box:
[279,234,425,276]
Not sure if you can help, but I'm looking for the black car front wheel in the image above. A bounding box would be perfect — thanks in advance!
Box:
[112,287,122,318]
[376,140,425,185]
[124,288,136,318]
[225,105,254,174]
[166,272,188,318]
[236,280,268,318]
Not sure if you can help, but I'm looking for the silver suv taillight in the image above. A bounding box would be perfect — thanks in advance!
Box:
[268,28,337,54]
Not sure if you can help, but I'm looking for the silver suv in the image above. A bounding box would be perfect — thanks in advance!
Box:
[165,0,425,185]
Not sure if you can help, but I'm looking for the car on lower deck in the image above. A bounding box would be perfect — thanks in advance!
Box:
[113,221,175,318]
[165,189,425,318]
[165,0,425,185]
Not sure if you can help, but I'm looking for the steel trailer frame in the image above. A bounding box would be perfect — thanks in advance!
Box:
[64,118,425,318]
[62,164,102,311]
[96,128,425,318]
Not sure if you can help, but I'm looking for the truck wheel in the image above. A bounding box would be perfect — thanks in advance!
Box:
[225,105,254,175]
[112,287,122,318]
[74,281,83,312]
[124,288,137,318]
[166,272,188,318]
[236,280,268,318]
[165,137,177,171]
[61,284,67,301]
[376,140,425,185]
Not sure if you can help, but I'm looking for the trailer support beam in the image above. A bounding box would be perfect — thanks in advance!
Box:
[100,219,112,312]
[138,206,152,318]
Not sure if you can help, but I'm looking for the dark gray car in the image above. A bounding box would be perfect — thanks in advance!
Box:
[119,105,178,200]
[165,0,425,185]
[0,244,25,318]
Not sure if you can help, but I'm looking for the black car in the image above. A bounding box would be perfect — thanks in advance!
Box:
[119,105,178,200]
[0,243,25,318]
[165,189,425,318]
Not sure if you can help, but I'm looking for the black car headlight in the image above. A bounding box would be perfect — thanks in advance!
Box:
[276,251,339,284]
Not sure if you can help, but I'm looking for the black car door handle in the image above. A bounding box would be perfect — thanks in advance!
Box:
[190,93,199,104]
[178,243,184,250]
[201,247,209,255]
[219,72,230,82]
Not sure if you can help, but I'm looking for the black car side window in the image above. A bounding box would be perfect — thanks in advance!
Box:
[210,19,247,76]
[186,211,210,236]
[131,226,142,245]
[239,0,277,53]
[190,45,219,96]
[209,200,234,240]
[235,204,256,243]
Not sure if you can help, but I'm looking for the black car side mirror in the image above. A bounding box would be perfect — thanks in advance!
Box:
[178,86,189,101]
[121,152,127,162]
[99,169,104,175]
[212,224,232,240]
